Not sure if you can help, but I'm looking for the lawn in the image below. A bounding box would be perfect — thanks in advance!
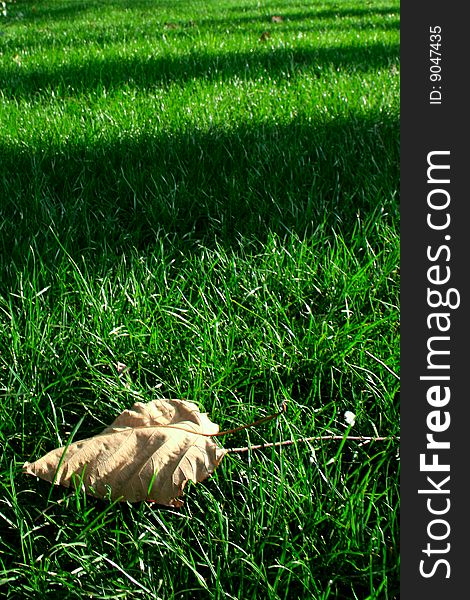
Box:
[0,0,400,598]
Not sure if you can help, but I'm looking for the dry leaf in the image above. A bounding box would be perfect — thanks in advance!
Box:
[23,399,226,507]
[259,31,271,43]
[271,15,284,23]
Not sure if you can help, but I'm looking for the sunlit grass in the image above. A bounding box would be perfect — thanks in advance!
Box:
[1,0,399,598]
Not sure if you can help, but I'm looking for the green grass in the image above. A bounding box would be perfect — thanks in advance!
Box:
[0,0,399,598]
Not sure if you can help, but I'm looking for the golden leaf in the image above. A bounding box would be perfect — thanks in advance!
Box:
[23,399,226,507]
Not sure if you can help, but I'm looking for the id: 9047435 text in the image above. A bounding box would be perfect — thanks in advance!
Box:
[429,26,442,105]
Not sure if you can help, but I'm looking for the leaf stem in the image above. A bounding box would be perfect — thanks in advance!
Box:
[213,402,287,437]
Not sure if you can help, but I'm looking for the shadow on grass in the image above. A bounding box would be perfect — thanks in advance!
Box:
[1,41,399,99]
[0,113,399,273]
[5,0,161,22]
[197,5,399,29]
[13,0,398,25]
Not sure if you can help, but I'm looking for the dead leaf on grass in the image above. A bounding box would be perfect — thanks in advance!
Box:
[23,399,226,507]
